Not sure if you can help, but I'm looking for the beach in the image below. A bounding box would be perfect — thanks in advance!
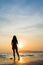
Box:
[0,53,43,65]
[0,0,43,64]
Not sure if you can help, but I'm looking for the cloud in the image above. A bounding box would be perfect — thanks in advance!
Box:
[0,0,43,36]
[18,23,43,30]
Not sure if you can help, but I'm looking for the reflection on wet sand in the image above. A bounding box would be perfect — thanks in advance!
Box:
[19,57,23,63]
[0,56,43,65]
[13,56,43,65]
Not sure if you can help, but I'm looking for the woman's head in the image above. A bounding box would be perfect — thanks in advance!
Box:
[13,35,17,40]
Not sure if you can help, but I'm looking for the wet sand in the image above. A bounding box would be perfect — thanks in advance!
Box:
[0,56,43,65]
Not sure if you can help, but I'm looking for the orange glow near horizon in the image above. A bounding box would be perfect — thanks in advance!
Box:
[0,35,43,53]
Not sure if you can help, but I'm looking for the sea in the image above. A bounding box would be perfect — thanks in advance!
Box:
[0,52,43,59]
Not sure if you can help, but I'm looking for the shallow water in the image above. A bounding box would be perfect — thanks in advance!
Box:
[0,52,43,64]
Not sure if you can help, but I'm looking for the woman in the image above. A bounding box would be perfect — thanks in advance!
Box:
[11,35,20,61]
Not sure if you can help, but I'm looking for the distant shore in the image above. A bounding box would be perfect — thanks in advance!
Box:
[19,51,43,53]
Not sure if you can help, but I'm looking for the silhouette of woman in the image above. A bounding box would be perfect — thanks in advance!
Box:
[11,35,20,61]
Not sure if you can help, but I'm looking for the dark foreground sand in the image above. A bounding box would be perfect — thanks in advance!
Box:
[0,60,43,65]
[0,56,43,65]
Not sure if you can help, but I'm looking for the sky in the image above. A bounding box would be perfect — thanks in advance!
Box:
[0,0,43,53]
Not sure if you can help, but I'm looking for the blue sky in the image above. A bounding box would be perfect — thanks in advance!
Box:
[0,0,43,34]
[0,0,43,52]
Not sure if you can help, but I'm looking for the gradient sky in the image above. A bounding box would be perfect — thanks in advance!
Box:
[0,0,43,53]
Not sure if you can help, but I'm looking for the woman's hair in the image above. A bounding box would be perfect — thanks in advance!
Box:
[12,35,18,44]
[13,35,16,39]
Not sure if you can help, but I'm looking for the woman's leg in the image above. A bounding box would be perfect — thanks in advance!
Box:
[16,46,20,60]
[13,49,15,61]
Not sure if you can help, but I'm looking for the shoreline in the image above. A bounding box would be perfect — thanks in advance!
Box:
[0,56,43,65]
